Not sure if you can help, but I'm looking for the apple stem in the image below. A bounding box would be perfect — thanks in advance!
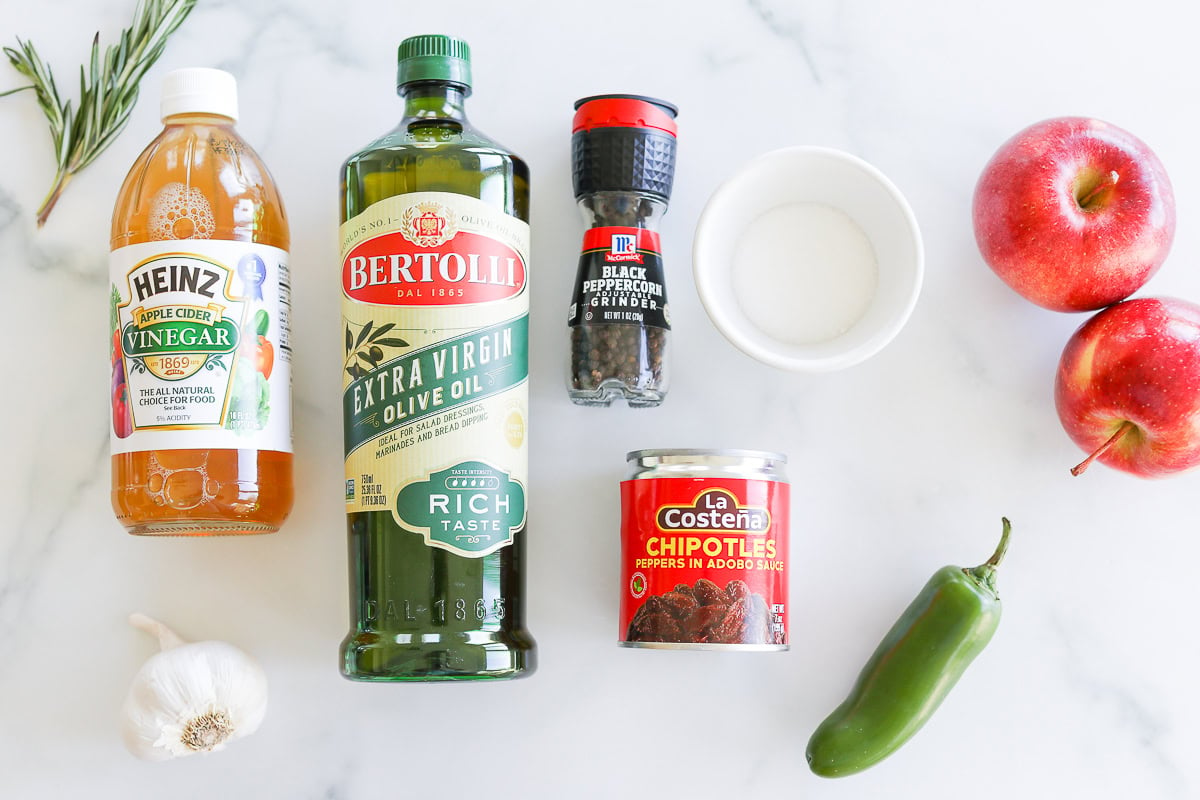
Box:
[1076,170,1120,210]
[1070,420,1136,476]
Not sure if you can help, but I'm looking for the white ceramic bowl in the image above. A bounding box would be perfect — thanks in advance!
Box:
[693,146,924,372]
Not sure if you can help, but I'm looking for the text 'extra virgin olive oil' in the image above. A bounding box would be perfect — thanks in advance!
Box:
[338,35,536,680]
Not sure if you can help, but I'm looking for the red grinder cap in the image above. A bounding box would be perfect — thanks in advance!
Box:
[573,94,678,136]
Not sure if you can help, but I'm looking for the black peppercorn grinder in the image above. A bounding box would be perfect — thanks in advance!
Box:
[566,94,677,407]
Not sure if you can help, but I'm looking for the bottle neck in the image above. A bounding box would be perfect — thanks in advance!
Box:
[399,83,469,122]
[162,112,237,127]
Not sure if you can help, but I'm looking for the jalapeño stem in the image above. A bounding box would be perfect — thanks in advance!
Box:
[966,517,1011,595]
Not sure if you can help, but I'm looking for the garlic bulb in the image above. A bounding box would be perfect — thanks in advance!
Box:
[120,613,268,761]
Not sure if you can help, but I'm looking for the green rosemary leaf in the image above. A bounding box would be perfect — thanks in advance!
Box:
[1,0,197,227]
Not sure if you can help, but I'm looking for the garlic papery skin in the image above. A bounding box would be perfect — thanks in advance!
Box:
[120,613,268,761]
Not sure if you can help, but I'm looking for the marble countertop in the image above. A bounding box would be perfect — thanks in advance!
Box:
[2,0,1198,797]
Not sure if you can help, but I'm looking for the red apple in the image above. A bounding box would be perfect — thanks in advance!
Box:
[1055,297,1200,478]
[974,117,1175,312]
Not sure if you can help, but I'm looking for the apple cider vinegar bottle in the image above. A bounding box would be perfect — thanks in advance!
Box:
[109,68,293,535]
[339,35,536,680]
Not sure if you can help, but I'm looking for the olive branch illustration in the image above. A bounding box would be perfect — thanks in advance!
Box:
[345,321,410,380]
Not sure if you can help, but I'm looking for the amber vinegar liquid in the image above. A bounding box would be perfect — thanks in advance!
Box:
[110,109,292,535]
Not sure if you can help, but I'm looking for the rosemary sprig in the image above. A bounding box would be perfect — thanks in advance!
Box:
[0,0,197,227]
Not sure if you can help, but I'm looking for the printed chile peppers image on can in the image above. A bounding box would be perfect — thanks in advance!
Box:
[620,449,789,650]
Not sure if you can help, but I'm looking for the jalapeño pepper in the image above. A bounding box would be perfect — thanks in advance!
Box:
[806,518,1011,777]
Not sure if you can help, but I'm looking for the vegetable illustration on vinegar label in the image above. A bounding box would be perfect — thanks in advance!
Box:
[340,192,530,559]
[109,240,292,454]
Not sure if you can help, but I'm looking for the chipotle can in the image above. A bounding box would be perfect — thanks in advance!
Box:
[620,449,789,651]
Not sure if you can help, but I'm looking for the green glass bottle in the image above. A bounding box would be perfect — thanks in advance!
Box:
[338,35,536,681]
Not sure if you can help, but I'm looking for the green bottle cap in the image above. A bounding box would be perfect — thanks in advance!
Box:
[396,35,472,91]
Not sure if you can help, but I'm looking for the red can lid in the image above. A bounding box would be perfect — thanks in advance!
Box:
[573,94,678,136]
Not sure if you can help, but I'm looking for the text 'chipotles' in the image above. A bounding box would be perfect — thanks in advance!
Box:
[620,449,790,651]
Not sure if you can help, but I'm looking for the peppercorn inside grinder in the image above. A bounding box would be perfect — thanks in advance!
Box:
[567,94,678,407]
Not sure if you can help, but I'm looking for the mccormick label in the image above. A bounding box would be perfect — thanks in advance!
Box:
[620,477,789,649]
[109,240,292,454]
[567,227,669,329]
[340,192,530,558]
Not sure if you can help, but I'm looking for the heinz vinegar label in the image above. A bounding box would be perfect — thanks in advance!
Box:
[340,192,530,558]
[109,240,293,454]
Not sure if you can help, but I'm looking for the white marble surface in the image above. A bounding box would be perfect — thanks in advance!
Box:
[1,0,1199,797]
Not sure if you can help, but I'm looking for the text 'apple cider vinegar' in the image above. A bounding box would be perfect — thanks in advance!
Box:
[339,35,536,680]
[109,68,293,535]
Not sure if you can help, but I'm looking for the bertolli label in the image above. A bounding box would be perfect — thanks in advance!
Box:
[340,192,530,557]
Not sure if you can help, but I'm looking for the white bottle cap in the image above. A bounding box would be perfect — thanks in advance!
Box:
[160,68,239,122]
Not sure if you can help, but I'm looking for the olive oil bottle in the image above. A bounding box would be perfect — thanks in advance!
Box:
[338,35,536,680]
